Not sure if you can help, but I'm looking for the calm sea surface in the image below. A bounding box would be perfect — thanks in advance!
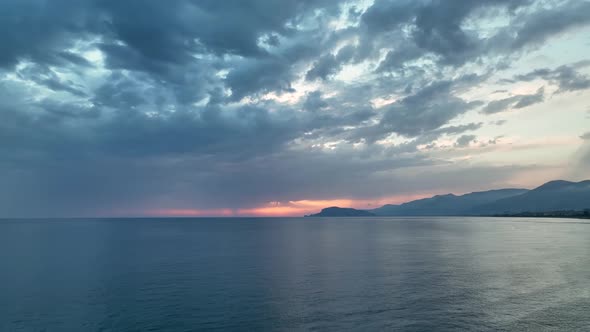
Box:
[1,217,589,331]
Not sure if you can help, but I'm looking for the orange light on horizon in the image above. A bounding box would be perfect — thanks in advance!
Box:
[128,193,435,218]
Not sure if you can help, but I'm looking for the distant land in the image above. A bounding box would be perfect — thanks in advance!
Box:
[306,180,590,217]
[494,210,590,219]
[305,207,376,217]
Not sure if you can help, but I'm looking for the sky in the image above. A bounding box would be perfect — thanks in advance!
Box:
[1,0,589,218]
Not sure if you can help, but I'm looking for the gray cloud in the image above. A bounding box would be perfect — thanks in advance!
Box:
[0,0,94,68]
[376,81,483,138]
[0,0,587,216]
[491,120,508,126]
[303,91,329,112]
[514,63,590,93]
[455,135,477,147]
[305,43,357,81]
[508,1,590,51]
[482,87,544,114]
[365,0,590,74]
[226,57,296,101]
[435,123,484,136]
[364,0,544,70]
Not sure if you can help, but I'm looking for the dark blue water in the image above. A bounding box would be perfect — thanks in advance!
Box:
[1,217,589,331]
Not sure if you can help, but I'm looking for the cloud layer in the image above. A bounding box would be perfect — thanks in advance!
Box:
[1,0,589,217]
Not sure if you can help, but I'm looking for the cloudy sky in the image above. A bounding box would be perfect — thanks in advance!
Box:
[1,0,589,217]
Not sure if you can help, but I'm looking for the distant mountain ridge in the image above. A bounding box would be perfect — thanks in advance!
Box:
[371,188,528,216]
[306,180,590,217]
[477,180,590,214]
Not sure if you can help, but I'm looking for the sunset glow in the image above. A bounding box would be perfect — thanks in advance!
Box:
[0,0,588,218]
[135,194,437,217]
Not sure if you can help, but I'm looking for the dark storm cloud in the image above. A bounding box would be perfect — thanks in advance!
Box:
[0,0,339,95]
[94,0,338,102]
[0,0,93,68]
[0,0,588,216]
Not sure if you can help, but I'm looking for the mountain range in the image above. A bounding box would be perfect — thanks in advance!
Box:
[306,180,590,217]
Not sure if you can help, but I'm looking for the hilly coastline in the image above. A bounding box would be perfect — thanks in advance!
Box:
[306,180,590,217]
[305,207,376,217]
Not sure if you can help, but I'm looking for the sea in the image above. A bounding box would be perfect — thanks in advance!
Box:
[1,217,589,331]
